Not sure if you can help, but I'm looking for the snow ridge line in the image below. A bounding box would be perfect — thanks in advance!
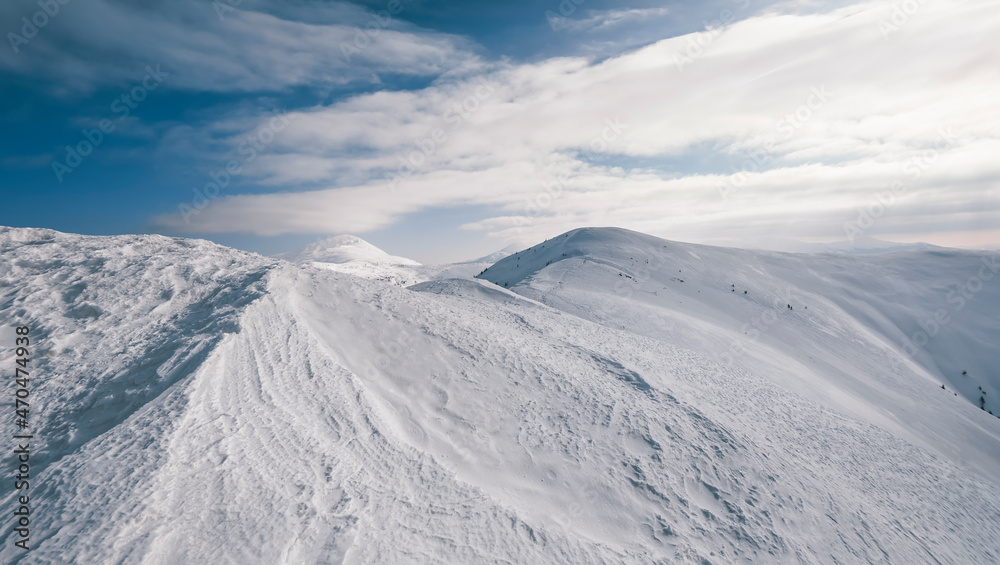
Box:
[0,230,277,498]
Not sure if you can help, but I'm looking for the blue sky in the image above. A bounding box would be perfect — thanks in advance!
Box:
[1,0,997,263]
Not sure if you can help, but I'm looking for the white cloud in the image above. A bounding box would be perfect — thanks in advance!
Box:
[548,7,672,32]
[152,0,1000,249]
[0,0,479,94]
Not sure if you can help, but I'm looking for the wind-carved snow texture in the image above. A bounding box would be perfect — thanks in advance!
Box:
[1,226,999,563]
[0,228,273,475]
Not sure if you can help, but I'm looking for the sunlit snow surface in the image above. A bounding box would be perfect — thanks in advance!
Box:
[1,226,998,564]
[277,234,513,286]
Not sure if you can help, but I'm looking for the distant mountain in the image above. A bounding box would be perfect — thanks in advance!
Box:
[277,235,426,286]
[467,244,522,264]
[420,243,521,280]
[277,234,422,266]
[277,236,520,285]
[709,234,942,254]
[811,235,941,254]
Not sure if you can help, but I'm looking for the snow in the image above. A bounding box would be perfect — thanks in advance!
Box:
[417,245,519,281]
[278,235,421,267]
[277,235,426,287]
[275,235,517,286]
[2,225,999,563]
[479,228,1000,475]
[708,235,942,254]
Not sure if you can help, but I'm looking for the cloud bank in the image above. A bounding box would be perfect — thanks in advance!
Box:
[150,0,1000,248]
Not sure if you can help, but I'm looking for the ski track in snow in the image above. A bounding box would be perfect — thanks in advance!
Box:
[1,226,999,564]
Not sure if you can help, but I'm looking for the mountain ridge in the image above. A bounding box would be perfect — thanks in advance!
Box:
[2,225,998,563]
[478,227,1000,475]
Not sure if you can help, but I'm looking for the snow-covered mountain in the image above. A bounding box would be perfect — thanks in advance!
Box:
[277,235,426,286]
[2,225,999,563]
[479,227,1000,469]
[278,235,421,266]
[277,235,517,285]
[419,244,520,280]
[707,235,942,254]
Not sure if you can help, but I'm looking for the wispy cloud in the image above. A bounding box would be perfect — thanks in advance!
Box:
[2,153,54,168]
[151,0,1000,248]
[0,0,480,94]
[548,7,672,32]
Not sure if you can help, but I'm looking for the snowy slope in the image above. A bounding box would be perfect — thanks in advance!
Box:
[0,227,274,471]
[2,226,1000,563]
[709,235,942,255]
[478,227,1000,476]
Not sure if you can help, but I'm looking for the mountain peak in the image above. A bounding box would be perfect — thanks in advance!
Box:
[277,235,421,266]
[477,227,675,287]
